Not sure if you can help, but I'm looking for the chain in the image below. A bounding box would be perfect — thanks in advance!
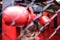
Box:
[17,0,54,39]
[2,0,60,40]
[47,25,60,40]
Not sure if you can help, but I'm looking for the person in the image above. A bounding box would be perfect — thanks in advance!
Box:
[2,5,37,40]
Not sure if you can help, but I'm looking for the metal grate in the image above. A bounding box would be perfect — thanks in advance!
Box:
[2,0,60,40]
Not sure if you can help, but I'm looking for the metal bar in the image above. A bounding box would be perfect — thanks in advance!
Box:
[46,0,54,3]
[31,9,60,39]
[17,0,54,39]
[2,32,13,40]
[26,0,35,9]
[47,25,60,40]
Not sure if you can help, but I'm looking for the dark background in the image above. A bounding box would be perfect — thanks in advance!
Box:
[0,0,2,39]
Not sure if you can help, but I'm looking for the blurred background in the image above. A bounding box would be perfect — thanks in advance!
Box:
[1,0,60,40]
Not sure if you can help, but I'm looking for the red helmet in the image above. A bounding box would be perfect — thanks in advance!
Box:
[2,6,31,27]
[39,16,50,24]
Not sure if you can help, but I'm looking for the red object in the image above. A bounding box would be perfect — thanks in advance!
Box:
[39,16,50,24]
[2,6,36,40]
[2,6,32,27]
[35,33,47,40]
[2,19,16,40]
[57,11,60,26]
